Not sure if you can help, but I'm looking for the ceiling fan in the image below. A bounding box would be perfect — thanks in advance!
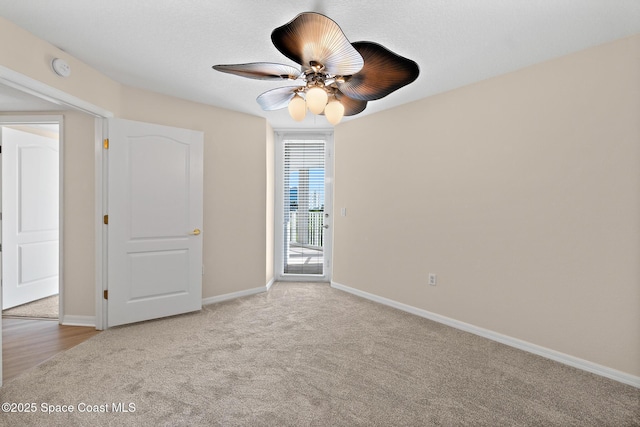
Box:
[213,12,420,125]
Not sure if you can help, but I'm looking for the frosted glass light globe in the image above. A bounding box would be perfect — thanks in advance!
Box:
[324,99,345,125]
[306,86,328,114]
[288,95,306,121]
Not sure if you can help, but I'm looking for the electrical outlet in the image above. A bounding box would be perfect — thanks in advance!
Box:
[428,273,437,286]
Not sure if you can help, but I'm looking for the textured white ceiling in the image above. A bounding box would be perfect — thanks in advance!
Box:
[1,0,639,128]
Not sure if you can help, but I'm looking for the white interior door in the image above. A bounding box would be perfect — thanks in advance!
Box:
[107,118,203,327]
[1,126,59,309]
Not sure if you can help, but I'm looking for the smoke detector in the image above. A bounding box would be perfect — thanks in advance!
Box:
[51,58,71,77]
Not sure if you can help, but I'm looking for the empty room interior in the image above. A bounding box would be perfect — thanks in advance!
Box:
[0,1,638,425]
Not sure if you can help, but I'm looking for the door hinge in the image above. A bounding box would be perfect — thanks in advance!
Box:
[103,214,108,225]
[103,138,109,149]
[103,290,108,300]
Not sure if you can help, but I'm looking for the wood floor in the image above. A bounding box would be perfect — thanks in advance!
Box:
[2,317,100,382]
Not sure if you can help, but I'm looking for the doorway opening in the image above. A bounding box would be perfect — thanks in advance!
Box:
[275,131,333,282]
[1,117,62,321]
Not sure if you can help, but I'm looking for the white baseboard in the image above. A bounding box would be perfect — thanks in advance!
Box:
[61,315,96,328]
[62,282,275,328]
[331,281,640,389]
[202,284,269,306]
[265,278,275,291]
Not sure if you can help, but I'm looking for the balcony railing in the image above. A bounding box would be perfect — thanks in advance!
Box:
[287,209,324,248]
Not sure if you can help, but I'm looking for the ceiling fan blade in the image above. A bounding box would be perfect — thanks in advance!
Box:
[337,41,420,101]
[213,63,301,80]
[333,90,367,116]
[256,86,300,110]
[271,12,364,76]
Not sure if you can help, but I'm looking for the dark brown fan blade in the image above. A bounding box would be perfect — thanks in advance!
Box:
[271,12,364,76]
[213,63,301,80]
[337,41,419,101]
[256,86,301,111]
[334,90,367,116]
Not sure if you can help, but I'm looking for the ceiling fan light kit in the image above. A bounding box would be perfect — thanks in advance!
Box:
[324,98,346,125]
[213,12,419,125]
[306,85,329,114]
[288,94,306,121]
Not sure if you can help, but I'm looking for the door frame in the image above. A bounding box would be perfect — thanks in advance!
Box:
[0,67,114,332]
[274,130,334,282]
[0,115,63,316]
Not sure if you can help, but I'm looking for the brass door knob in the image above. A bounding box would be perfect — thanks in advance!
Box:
[189,228,201,236]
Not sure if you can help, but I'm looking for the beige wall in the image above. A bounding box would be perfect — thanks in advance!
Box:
[119,87,268,298]
[3,14,638,377]
[0,17,269,316]
[333,34,640,376]
[0,18,121,112]
[266,123,275,284]
[62,111,97,316]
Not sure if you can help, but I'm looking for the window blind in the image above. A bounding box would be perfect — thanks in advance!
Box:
[282,138,326,275]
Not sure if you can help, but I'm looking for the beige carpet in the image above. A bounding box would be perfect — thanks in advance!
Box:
[0,282,637,426]
[2,294,58,319]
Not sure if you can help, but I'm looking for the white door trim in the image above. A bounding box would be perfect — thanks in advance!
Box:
[0,66,113,118]
[96,118,108,330]
[0,69,114,331]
